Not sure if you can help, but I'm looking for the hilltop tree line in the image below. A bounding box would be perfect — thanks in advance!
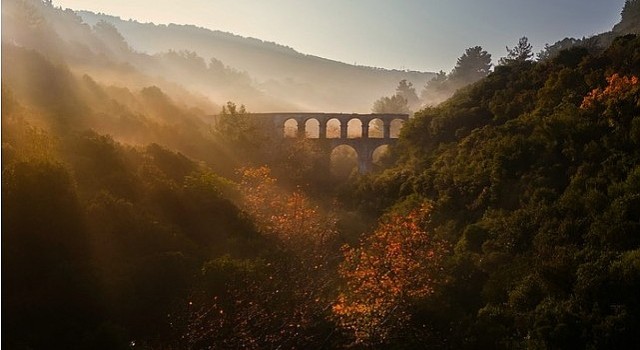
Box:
[374,6,640,115]
[374,37,535,113]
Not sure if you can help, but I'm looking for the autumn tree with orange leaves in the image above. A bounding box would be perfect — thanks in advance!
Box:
[238,165,339,258]
[177,165,342,348]
[332,204,449,345]
[581,73,640,127]
[581,73,639,109]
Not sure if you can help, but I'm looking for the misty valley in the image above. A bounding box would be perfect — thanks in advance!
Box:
[3,0,640,349]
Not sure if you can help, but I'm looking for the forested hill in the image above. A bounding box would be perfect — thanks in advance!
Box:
[346,32,640,348]
[77,11,435,112]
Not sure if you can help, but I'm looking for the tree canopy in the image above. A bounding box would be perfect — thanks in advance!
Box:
[450,46,492,84]
[372,93,411,114]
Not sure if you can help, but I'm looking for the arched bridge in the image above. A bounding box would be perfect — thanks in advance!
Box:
[249,113,409,173]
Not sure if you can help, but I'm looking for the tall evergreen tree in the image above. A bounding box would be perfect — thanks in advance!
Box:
[450,46,492,84]
[499,36,534,64]
[395,79,420,111]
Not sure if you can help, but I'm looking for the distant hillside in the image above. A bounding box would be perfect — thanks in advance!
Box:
[77,11,435,112]
[1,0,282,111]
[540,0,640,60]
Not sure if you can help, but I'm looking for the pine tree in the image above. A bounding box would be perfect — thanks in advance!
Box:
[499,36,533,65]
[450,46,492,84]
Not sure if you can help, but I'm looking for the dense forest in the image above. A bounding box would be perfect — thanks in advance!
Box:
[3,0,640,349]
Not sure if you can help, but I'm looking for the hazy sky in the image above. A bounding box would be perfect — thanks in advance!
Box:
[53,0,626,72]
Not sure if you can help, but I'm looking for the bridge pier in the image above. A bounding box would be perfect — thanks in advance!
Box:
[297,121,306,137]
[383,120,391,139]
[319,121,327,139]
[328,138,393,174]
[361,123,369,139]
[357,148,373,174]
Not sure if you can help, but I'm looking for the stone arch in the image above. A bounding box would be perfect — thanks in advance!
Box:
[390,119,405,138]
[326,118,341,138]
[283,118,298,138]
[372,144,390,166]
[330,144,358,178]
[347,118,362,138]
[368,118,384,138]
[305,118,320,138]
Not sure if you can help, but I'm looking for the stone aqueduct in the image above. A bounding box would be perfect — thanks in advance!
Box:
[249,113,410,173]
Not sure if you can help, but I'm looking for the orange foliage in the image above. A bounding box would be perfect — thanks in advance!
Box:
[581,73,640,110]
[239,166,337,255]
[332,204,449,344]
[179,166,341,347]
